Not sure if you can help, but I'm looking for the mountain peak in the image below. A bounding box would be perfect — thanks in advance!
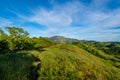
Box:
[49,36,79,43]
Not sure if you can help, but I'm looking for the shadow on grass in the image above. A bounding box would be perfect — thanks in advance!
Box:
[0,52,41,80]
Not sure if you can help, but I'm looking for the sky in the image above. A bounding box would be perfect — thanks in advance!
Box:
[0,0,120,41]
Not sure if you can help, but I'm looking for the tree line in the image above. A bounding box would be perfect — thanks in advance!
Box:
[0,26,54,54]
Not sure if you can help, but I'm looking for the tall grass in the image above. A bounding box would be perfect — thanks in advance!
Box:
[37,44,120,80]
[0,51,40,80]
[0,44,120,80]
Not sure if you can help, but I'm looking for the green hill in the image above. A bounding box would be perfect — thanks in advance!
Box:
[0,44,120,80]
[73,42,120,68]
[0,27,120,80]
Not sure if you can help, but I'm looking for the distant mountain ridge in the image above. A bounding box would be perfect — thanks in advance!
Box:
[48,36,79,43]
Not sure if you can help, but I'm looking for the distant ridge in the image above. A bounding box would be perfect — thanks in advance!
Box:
[48,36,120,44]
[48,36,79,43]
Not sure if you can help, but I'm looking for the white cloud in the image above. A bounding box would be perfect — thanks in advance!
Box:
[27,0,85,28]
[15,0,120,41]
[100,9,120,28]
[89,0,110,10]
[29,9,72,27]
[0,17,12,28]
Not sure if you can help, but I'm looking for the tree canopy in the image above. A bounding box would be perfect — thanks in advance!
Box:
[0,26,54,54]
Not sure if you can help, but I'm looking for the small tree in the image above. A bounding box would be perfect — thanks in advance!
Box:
[6,27,29,51]
[0,29,9,53]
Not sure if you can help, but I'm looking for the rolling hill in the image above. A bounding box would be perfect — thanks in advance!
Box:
[0,27,120,80]
[0,44,120,80]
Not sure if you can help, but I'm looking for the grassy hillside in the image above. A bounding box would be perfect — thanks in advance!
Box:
[90,42,120,55]
[0,44,120,80]
[73,42,120,68]
[0,51,39,80]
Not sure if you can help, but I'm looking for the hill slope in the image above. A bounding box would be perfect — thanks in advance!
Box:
[49,36,79,43]
[73,42,120,68]
[0,44,120,80]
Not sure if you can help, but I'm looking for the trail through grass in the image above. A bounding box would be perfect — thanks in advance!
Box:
[0,44,120,80]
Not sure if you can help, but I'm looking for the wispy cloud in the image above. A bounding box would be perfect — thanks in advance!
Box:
[29,9,72,27]
[0,17,13,28]
[9,0,120,41]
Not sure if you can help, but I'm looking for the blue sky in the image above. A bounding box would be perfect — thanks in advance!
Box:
[0,0,120,41]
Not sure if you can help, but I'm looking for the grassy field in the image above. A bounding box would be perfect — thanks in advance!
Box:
[0,44,120,80]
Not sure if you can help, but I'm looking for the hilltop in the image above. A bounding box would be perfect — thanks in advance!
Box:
[0,44,120,80]
[48,36,79,43]
[0,27,120,80]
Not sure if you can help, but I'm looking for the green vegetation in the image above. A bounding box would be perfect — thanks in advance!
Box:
[0,26,54,53]
[89,42,120,55]
[38,44,120,80]
[0,51,40,80]
[0,27,120,80]
[73,42,120,68]
[0,45,120,80]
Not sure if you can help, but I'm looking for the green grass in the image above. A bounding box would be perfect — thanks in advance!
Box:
[0,44,120,80]
[0,51,40,80]
[73,42,120,68]
[38,44,120,80]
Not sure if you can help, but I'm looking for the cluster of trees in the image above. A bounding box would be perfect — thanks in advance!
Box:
[73,42,105,58]
[73,41,120,56]
[97,42,120,55]
[86,42,120,55]
[73,42,120,60]
[0,27,54,54]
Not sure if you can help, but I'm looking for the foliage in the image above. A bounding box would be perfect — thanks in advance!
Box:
[0,26,54,53]
[1,45,119,80]
[0,40,9,53]
[0,26,120,80]
[31,37,55,49]
[38,45,120,80]
[73,42,120,68]
[91,42,120,55]
[0,51,40,80]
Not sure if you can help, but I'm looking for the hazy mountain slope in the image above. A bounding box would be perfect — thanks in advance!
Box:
[49,36,79,43]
